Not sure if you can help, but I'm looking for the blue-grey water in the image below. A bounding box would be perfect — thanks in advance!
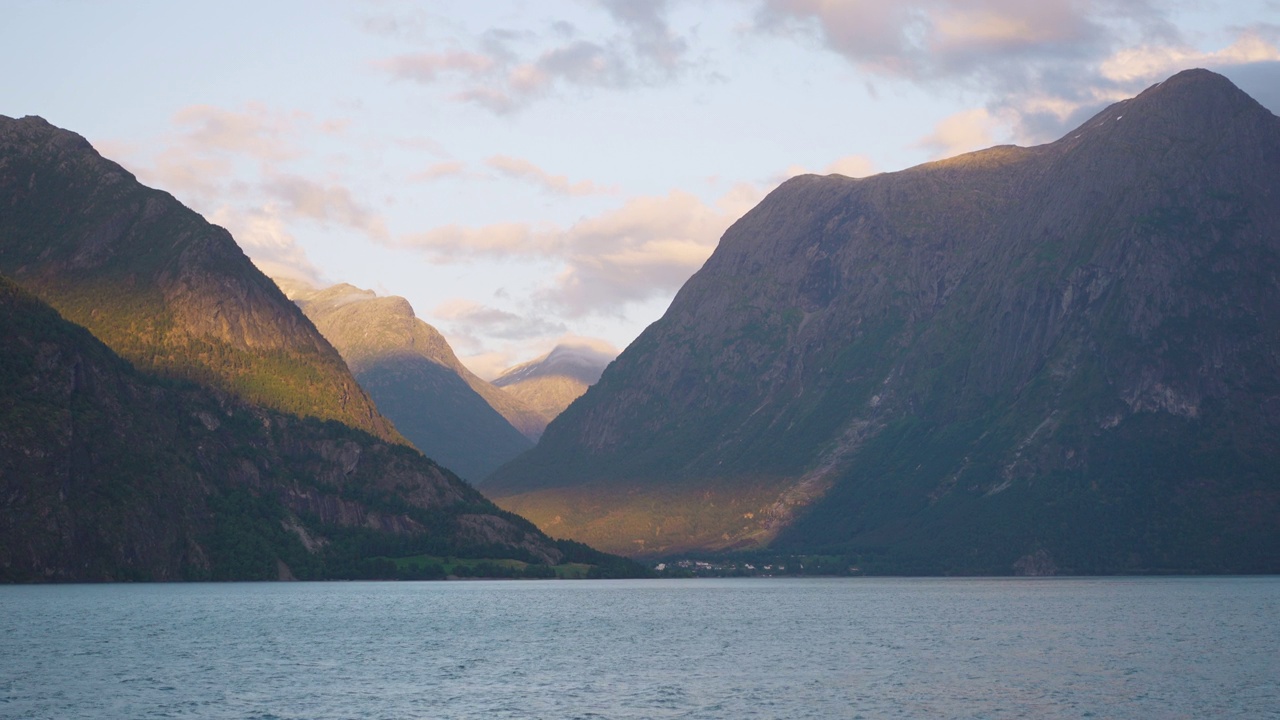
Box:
[2,577,1277,719]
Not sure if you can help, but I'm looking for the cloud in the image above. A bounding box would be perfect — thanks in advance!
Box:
[916,107,1005,159]
[102,102,387,285]
[824,155,878,177]
[599,0,688,73]
[170,103,300,164]
[450,332,619,381]
[431,298,575,378]
[542,189,746,316]
[400,222,559,261]
[1009,27,1280,141]
[779,154,878,181]
[397,184,763,318]
[372,2,691,113]
[262,173,389,240]
[1100,28,1280,84]
[433,298,569,340]
[752,2,1280,144]
[408,160,468,182]
[377,51,498,83]
[209,204,324,286]
[484,155,615,195]
[752,0,1146,84]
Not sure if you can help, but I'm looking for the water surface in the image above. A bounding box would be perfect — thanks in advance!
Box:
[2,577,1276,718]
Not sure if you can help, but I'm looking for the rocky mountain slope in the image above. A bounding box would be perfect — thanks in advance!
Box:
[277,279,543,481]
[0,115,398,442]
[0,276,649,581]
[493,343,615,422]
[485,69,1280,573]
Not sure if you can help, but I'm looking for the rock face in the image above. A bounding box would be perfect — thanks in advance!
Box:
[492,343,615,424]
[0,115,399,443]
[486,70,1280,573]
[277,279,542,481]
[0,276,570,581]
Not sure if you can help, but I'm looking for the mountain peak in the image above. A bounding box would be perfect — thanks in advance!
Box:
[494,342,615,388]
[486,70,1280,569]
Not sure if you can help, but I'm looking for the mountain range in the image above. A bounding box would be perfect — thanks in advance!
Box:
[484,69,1280,574]
[276,278,544,481]
[0,115,639,581]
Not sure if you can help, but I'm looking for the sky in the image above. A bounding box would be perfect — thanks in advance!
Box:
[4,0,1279,378]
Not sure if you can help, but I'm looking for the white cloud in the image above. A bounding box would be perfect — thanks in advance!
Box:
[484,155,615,195]
[547,187,764,319]
[400,222,560,261]
[262,173,389,240]
[209,204,324,286]
[1100,28,1280,84]
[824,155,878,178]
[169,103,301,164]
[916,107,1006,160]
[408,160,468,182]
[397,184,764,319]
[779,154,878,181]
[100,102,385,286]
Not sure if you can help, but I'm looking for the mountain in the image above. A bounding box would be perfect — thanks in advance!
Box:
[485,69,1280,574]
[0,275,650,581]
[0,115,643,581]
[276,279,543,481]
[492,343,615,422]
[0,115,398,443]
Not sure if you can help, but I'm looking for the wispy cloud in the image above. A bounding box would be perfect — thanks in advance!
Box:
[433,298,568,340]
[398,184,763,319]
[400,222,559,261]
[104,102,388,282]
[484,155,616,195]
[778,154,878,182]
[916,108,1005,160]
[370,2,692,114]
[262,173,389,240]
[408,160,468,182]
[209,204,324,286]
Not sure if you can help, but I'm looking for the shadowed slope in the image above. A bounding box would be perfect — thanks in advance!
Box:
[277,280,541,481]
[0,276,579,581]
[487,70,1280,572]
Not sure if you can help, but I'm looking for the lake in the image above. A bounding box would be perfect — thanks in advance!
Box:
[2,577,1276,718]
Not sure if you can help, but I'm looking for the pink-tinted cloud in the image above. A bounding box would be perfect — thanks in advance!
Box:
[916,107,1005,159]
[484,155,615,195]
[397,185,763,318]
[753,1,1280,143]
[408,160,468,182]
[262,173,389,240]
[209,204,324,286]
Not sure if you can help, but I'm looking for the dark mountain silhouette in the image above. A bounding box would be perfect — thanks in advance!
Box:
[486,70,1280,573]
